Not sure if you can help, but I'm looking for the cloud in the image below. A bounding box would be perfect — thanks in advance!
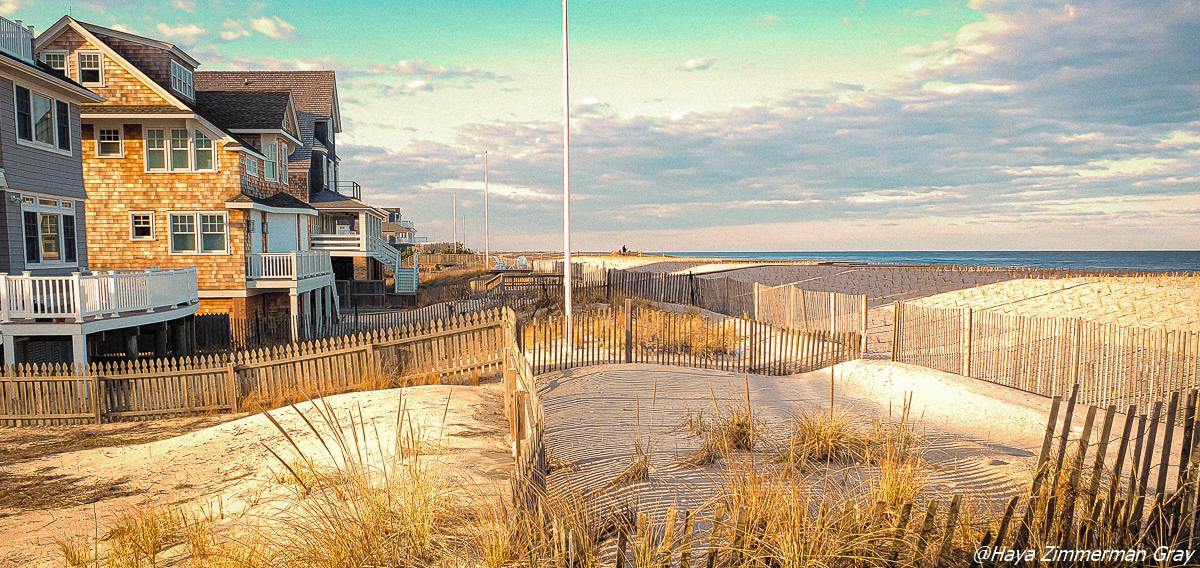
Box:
[171,0,194,12]
[219,19,251,41]
[250,16,298,40]
[399,80,433,94]
[337,0,1200,250]
[759,14,781,27]
[678,58,715,72]
[0,0,22,15]
[155,22,206,44]
[364,59,505,81]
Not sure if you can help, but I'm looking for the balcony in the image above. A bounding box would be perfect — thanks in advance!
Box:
[0,16,34,64]
[311,233,365,252]
[334,181,362,199]
[0,268,198,323]
[246,251,334,293]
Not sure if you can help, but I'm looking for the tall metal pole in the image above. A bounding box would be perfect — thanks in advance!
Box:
[483,150,490,269]
[451,192,457,251]
[562,0,574,334]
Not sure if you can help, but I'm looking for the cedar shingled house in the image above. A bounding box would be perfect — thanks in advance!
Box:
[191,71,418,299]
[34,16,338,340]
[0,15,198,365]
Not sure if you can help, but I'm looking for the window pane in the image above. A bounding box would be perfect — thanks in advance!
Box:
[170,129,189,170]
[15,86,31,141]
[40,214,61,261]
[23,211,39,263]
[131,214,153,238]
[146,129,166,170]
[63,215,77,263]
[193,130,213,170]
[199,213,226,252]
[32,93,54,145]
[56,101,71,151]
[99,129,121,156]
[170,214,197,252]
[44,53,66,71]
[79,52,101,84]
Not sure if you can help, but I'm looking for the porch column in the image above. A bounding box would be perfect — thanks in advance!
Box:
[358,212,368,250]
[173,318,188,357]
[72,333,89,367]
[125,330,138,361]
[325,286,335,327]
[289,291,300,341]
[315,288,326,335]
[305,291,314,339]
[2,334,15,367]
[154,322,169,358]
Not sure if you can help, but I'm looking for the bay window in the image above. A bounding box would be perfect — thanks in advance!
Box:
[170,212,227,254]
[20,194,77,265]
[170,129,190,171]
[280,143,289,181]
[146,128,216,171]
[146,129,166,170]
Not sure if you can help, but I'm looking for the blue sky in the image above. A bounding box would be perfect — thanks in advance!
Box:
[12,0,1200,251]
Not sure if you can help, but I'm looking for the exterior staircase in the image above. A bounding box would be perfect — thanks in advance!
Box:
[367,234,419,294]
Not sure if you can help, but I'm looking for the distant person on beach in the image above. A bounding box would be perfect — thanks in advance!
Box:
[621,245,628,253]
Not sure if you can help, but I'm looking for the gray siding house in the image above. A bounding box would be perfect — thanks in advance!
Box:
[0,16,199,365]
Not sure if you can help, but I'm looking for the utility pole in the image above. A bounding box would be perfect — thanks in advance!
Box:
[483,150,490,269]
[562,0,573,337]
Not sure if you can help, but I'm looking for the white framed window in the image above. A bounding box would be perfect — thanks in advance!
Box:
[77,51,103,85]
[264,140,278,181]
[280,143,289,182]
[13,84,71,154]
[41,51,67,73]
[97,128,123,157]
[244,155,258,177]
[170,60,194,99]
[145,128,167,171]
[169,129,190,171]
[130,212,154,240]
[193,130,214,171]
[169,212,227,254]
[19,192,78,266]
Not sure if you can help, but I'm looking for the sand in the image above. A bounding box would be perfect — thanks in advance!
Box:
[539,361,1178,526]
[0,383,511,568]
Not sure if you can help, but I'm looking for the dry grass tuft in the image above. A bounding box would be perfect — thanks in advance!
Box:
[866,395,928,511]
[606,438,653,489]
[780,406,871,468]
[53,536,95,567]
[102,506,182,568]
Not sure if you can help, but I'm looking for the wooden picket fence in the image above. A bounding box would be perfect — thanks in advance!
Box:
[517,301,862,377]
[892,301,1200,417]
[0,309,512,426]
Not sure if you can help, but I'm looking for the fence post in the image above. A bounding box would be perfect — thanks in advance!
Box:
[624,299,633,364]
[92,373,102,424]
[859,295,868,356]
[961,308,973,376]
[689,273,697,306]
[226,364,240,413]
[1071,317,1083,386]
[891,301,901,362]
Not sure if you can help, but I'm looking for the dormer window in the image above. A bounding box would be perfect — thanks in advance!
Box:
[171,60,194,99]
[42,51,67,73]
[77,51,102,85]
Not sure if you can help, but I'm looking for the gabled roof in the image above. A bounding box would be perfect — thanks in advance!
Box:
[196,91,291,130]
[36,16,201,68]
[227,192,316,212]
[193,71,340,131]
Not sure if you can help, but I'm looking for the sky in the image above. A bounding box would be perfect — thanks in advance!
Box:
[13,0,1200,251]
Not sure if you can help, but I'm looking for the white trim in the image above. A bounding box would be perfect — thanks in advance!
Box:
[129,211,155,241]
[40,50,68,73]
[226,201,318,217]
[95,126,123,158]
[81,113,192,119]
[76,50,103,87]
[229,128,303,148]
[0,60,105,103]
[36,18,202,68]
[167,211,230,255]
[18,191,80,269]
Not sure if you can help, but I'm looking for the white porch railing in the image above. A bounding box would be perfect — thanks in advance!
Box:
[311,233,365,251]
[246,251,333,281]
[0,268,198,323]
[0,17,34,64]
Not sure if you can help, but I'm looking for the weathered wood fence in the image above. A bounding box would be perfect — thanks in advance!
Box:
[893,301,1200,417]
[517,302,862,376]
[0,309,511,426]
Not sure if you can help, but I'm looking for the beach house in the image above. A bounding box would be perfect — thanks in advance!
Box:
[0,15,199,365]
[33,17,338,340]
[191,71,418,302]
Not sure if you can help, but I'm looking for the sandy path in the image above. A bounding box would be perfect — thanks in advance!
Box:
[0,383,511,568]
[539,363,1055,522]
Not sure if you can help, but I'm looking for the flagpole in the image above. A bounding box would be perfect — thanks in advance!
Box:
[562,0,573,337]
[483,150,490,269]
[451,192,457,251]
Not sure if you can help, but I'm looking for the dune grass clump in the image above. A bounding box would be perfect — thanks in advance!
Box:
[53,536,94,568]
[103,506,182,568]
[780,406,871,468]
[635,308,739,357]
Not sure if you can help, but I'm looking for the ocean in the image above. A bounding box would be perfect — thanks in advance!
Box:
[660,251,1200,272]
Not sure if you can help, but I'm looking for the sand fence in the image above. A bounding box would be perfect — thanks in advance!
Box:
[893,301,1200,418]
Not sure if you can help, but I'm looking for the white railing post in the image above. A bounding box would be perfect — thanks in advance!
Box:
[0,274,8,323]
[70,272,84,322]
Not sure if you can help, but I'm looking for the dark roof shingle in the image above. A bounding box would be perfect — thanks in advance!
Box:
[193,71,335,116]
[194,91,290,131]
[227,192,316,211]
